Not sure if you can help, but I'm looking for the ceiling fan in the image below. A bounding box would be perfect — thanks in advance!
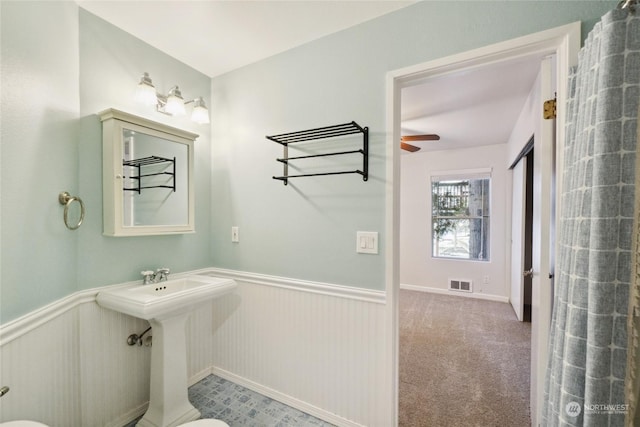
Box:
[401,134,440,152]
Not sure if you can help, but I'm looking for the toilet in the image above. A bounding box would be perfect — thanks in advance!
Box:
[0,419,228,427]
[181,421,229,427]
[0,422,49,427]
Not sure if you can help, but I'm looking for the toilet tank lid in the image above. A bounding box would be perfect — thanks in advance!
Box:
[180,420,229,427]
[0,422,50,427]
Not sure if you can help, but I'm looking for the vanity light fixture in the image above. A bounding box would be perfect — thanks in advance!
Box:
[135,72,210,124]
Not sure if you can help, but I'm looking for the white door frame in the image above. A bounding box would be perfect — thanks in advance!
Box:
[384,22,580,427]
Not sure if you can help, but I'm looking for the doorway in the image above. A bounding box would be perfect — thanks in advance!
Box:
[398,59,537,424]
[385,22,580,427]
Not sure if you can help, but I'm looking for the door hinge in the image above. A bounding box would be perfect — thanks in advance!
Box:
[543,97,557,120]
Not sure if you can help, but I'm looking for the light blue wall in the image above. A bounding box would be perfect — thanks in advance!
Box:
[0,3,212,323]
[209,0,617,290]
[0,1,617,322]
[1,1,80,322]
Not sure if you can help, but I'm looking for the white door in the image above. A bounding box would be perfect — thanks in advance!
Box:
[530,55,556,426]
[510,159,526,321]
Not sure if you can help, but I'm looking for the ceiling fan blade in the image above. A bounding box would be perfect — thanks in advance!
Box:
[401,142,421,152]
[401,134,440,142]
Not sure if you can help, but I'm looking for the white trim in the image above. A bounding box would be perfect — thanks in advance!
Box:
[104,402,148,427]
[211,367,364,427]
[98,108,199,140]
[388,22,580,86]
[189,366,216,387]
[0,268,385,345]
[384,50,402,427]
[200,267,386,304]
[400,283,509,303]
[0,289,93,346]
[386,21,580,427]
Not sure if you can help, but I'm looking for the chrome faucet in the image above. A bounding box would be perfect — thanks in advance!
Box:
[141,268,170,284]
[155,268,170,282]
[141,270,155,284]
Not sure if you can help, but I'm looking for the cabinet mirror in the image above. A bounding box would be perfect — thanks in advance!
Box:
[100,109,197,236]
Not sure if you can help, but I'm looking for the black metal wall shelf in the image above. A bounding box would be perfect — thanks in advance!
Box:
[123,155,176,193]
[267,121,368,185]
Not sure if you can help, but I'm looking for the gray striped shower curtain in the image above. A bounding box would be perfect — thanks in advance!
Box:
[542,8,640,427]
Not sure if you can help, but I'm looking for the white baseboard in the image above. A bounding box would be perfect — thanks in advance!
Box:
[189,366,215,387]
[104,402,148,427]
[400,283,509,303]
[211,367,364,427]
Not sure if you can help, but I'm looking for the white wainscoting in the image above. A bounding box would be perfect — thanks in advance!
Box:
[0,308,82,426]
[78,301,152,427]
[0,283,152,427]
[201,269,388,427]
[0,269,388,427]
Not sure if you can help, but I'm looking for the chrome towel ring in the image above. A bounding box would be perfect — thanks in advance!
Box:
[58,191,85,230]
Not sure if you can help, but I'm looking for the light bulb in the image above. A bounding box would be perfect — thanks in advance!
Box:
[165,86,186,116]
[135,72,157,106]
[191,97,210,124]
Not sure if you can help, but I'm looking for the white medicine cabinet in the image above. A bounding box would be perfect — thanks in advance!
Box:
[100,109,198,236]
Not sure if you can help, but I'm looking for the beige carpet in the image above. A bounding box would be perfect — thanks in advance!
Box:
[399,290,531,427]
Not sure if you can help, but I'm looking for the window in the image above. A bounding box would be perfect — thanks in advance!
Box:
[431,171,490,261]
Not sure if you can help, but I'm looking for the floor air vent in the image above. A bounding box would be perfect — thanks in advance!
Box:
[449,279,472,293]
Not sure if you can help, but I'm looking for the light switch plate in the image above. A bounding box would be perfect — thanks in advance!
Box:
[231,226,239,243]
[356,231,378,254]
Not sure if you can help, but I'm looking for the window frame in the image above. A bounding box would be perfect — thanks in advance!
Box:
[430,168,492,262]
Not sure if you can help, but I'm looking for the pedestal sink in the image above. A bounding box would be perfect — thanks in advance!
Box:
[97,275,237,427]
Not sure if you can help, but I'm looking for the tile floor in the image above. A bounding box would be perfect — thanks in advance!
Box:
[125,374,335,427]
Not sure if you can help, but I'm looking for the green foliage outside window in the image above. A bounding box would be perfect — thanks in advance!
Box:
[431,178,490,261]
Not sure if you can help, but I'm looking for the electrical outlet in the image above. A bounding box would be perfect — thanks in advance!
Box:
[483,275,489,284]
[231,226,239,243]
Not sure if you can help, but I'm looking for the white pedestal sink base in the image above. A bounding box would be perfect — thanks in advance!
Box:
[137,313,200,427]
[95,275,237,427]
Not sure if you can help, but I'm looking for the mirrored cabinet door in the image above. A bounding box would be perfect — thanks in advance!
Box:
[100,109,198,236]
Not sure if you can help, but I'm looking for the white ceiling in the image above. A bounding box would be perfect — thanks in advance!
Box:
[76,0,414,78]
[77,1,543,153]
[401,54,544,153]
